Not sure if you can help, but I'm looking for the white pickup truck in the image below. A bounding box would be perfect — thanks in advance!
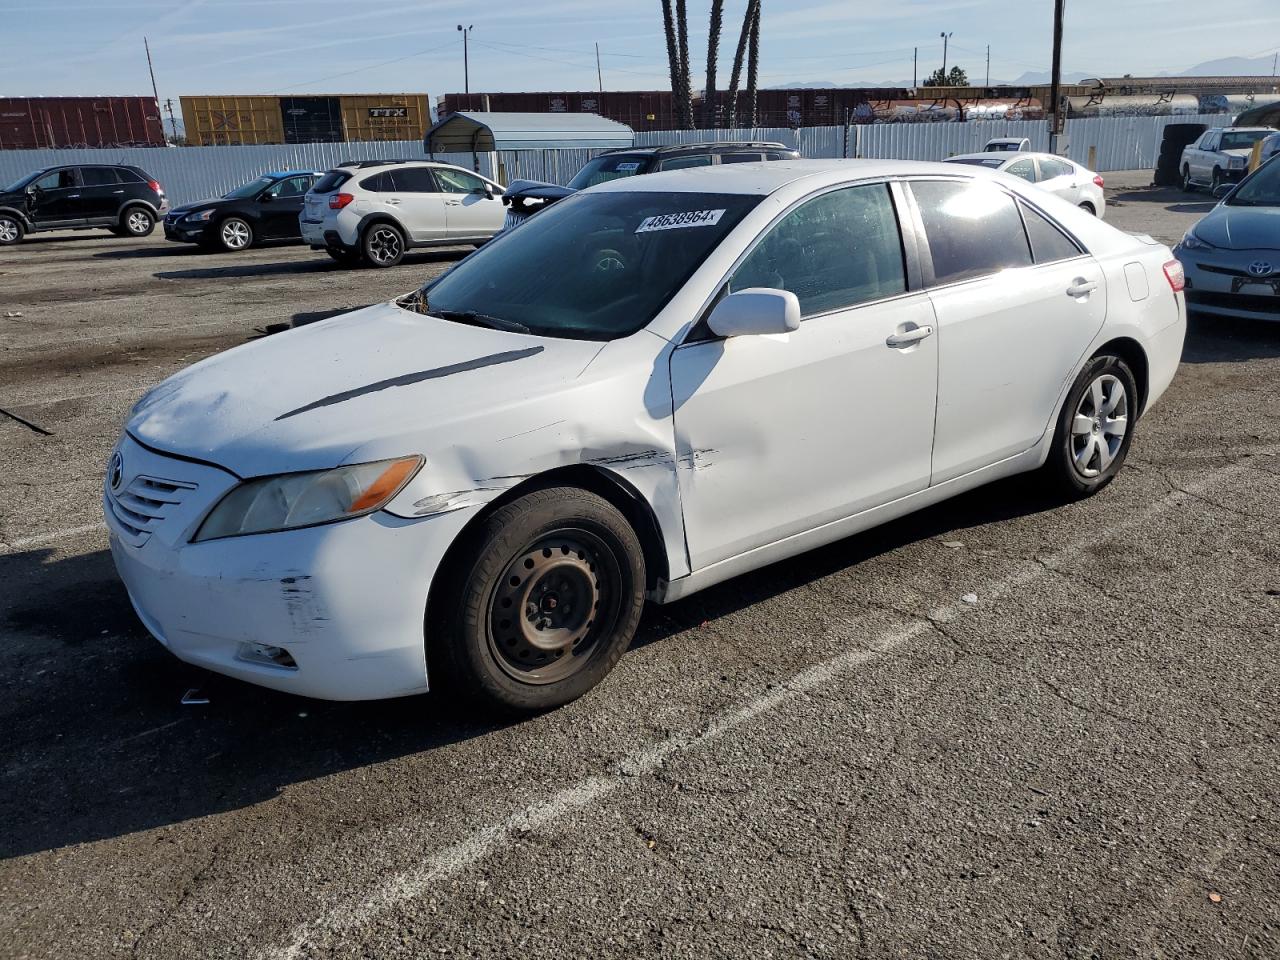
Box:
[1180,127,1276,193]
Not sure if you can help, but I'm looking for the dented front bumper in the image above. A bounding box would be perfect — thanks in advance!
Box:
[104,434,476,701]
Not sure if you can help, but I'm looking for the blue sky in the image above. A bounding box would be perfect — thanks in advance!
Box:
[1,0,1276,99]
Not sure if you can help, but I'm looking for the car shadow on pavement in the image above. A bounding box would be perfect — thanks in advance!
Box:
[149,249,466,281]
[0,471,1064,859]
[1183,315,1280,364]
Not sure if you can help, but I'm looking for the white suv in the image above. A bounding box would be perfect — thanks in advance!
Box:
[300,160,505,267]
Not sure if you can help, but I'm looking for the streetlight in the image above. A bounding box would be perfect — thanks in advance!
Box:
[457,24,474,98]
[940,31,953,82]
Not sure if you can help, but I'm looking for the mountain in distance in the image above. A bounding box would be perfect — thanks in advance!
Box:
[1173,54,1279,76]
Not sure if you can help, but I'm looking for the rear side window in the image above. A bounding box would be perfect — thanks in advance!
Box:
[911,180,1032,286]
[360,171,397,192]
[1019,201,1082,264]
[1005,158,1036,182]
[660,154,713,170]
[395,167,439,192]
[1038,157,1073,180]
[313,170,352,193]
[728,183,907,316]
[118,168,146,183]
[80,167,121,186]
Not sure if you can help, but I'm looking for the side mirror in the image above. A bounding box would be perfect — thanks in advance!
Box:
[259,192,274,203]
[706,288,801,338]
[1213,183,1233,199]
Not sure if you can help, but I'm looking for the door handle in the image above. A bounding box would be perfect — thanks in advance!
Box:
[1066,279,1098,297]
[885,325,934,347]
[67,194,80,198]
[386,199,401,205]
[111,189,124,194]
[445,199,462,206]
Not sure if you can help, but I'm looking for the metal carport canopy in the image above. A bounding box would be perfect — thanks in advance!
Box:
[424,112,635,154]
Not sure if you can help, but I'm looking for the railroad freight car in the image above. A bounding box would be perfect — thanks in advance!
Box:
[1064,94,1202,118]
[179,94,431,145]
[440,91,678,129]
[0,96,164,149]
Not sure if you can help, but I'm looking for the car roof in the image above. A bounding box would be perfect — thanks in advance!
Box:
[947,151,1064,162]
[1214,127,1276,133]
[589,158,993,196]
[602,141,795,157]
[264,169,323,178]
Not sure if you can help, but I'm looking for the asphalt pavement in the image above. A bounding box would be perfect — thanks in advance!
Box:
[1,171,1277,959]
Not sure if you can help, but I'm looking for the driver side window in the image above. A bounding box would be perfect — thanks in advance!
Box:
[727,183,907,317]
[435,168,487,194]
[34,169,74,190]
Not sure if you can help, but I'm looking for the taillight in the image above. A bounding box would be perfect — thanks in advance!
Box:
[1163,259,1185,293]
[329,192,354,210]
[148,179,163,194]
[1093,174,1105,188]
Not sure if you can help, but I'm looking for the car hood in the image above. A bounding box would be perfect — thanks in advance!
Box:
[127,301,605,477]
[1193,203,1280,251]
[169,198,226,216]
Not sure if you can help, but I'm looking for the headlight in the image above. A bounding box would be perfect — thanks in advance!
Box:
[1179,229,1214,251]
[185,209,214,222]
[1229,156,1246,169]
[193,456,423,542]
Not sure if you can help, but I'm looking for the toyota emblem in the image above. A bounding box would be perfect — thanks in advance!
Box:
[1248,260,1274,278]
[109,451,124,492]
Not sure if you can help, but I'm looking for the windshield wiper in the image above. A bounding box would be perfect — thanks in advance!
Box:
[432,309,531,335]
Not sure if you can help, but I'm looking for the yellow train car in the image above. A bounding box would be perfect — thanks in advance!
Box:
[180,94,431,146]
[180,95,286,146]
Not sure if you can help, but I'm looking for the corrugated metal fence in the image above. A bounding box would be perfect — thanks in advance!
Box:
[0,114,1225,204]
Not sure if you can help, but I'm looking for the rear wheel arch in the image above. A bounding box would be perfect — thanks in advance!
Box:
[1092,337,1149,417]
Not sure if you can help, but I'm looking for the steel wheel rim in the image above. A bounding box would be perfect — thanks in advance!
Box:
[0,218,17,242]
[222,220,249,248]
[368,227,401,264]
[127,211,149,234]
[1071,374,1128,478]
[487,529,621,685]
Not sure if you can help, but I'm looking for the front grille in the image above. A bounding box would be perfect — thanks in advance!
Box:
[1187,290,1280,314]
[106,475,197,546]
[1197,262,1280,279]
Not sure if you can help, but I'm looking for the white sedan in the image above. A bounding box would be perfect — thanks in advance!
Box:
[945,151,1108,218]
[105,160,1184,711]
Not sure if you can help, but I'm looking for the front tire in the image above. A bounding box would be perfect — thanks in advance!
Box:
[121,207,155,237]
[215,217,253,252]
[431,486,646,713]
[1044,354,1138,498]
[1210,168,1223,194]
[0,213,23,245]
[362,223,405,267]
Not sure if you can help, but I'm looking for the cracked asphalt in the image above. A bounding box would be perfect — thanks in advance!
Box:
[1,171,1278,959]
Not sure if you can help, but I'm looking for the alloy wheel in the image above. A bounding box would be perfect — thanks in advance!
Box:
[367,226,402,265]
[221,219,250,249]
[0,218,18,243]
[126,210,151,235]
[487,530,620,685]
[1070,374,1128,478]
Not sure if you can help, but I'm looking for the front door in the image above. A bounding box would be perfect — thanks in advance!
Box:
[431,167,505,239]
[670,182,939,571]
[908,179,1108,483]
[28,168,82,225]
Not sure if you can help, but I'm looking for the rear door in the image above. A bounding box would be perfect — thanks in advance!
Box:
[1034,156,1080,204]
[385,167,447,242]
[259,174,313,238]
[908,179,1107,483]
[78,167,126,220]
[432,167,504,239]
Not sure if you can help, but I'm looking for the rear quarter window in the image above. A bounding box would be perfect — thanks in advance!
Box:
[313,170,352,193]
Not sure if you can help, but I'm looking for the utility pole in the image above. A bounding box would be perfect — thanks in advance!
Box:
[163,97,178,141]
[595,42,604,96]
[985,44,990,87]
[940,31,953,81]
[143,36,163,140]
[913,47,918,88]
[457,24,473,101]
[1048,0,1066,154]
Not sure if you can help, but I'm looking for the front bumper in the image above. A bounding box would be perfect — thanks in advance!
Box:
[103,434,476,701]
[1175,245,1280,322]
[163,216,204,243]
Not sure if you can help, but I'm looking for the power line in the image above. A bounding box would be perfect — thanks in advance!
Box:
[275,38,457,91]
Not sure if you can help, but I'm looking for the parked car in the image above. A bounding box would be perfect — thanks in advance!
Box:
[163,170,322,251]
[1180,127,1277,193]
[944,151,1107,217]
[300,159,505,267]
[1255,132,1280,171]
[501,141,801,230]
[984,137,1032,152]
[0,164,168,246]
[105,159,1185,711]
[1174,153,1280,322]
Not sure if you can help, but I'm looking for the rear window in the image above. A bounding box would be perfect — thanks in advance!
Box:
[947,157,1005,168]
[313,170,353,193]
[911,180,1032,285]
[566,154,654,190]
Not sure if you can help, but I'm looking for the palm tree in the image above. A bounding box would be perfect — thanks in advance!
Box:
[675,0,694,128]
[724,0,757,127]
[704,0,724,127]
[660,0,683,128]
[745,0,760,127]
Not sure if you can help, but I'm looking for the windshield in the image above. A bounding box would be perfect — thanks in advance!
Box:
[414,190,762,341]
[223,177,273,199]
[1229,158,1280,206]
[947,157,1005,168]
[566,154,654,190]
[1220,131,1272,151]
[3,170,42,192]
[986,142,1022,151]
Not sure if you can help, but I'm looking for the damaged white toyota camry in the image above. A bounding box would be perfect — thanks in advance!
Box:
[105,160,1186,711]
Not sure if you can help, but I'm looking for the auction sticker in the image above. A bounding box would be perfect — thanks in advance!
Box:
[636,209,726,233]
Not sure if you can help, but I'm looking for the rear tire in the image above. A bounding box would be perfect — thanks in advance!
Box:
[0,213,24,245]
[430,486,646,713]
[1043,354,1138,499]
[361,222,404,267]
[1181,166,1195,192]
[121,207,155,237]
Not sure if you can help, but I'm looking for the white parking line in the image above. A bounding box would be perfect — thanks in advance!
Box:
[0,522,106,555]
[263,452,1269,960]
